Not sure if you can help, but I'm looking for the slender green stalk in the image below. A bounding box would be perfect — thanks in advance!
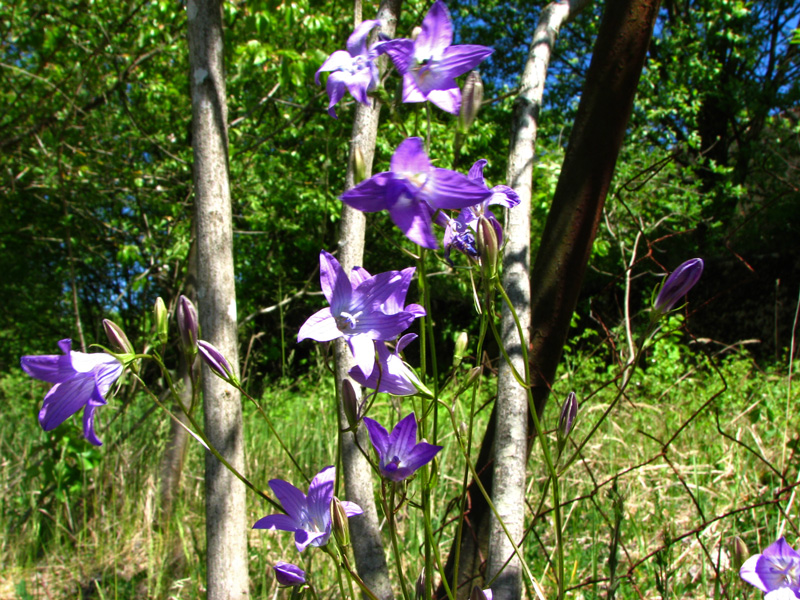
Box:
[383,482,411,600]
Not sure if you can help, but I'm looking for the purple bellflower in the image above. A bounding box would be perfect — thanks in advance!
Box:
[340,137,492,248]
[377,1,493,114]
[363,412,442,482]
[470,587,493,600]
[316,19,381,118]
[253,466,362,552]
[21,339,123,446]
[298,250,425,377]
[740,537,800,597]
[349,333,425,396]
[442,159,520,263]
[653,258,704,314]
[273,562,306,587]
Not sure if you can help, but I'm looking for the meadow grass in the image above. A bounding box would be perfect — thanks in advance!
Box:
[1,335,797,599]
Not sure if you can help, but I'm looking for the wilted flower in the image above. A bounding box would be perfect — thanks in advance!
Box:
[273,561,306,587]
[363,412,442,482]
[316,19,381,118]
[349,334,427,396]
[21,339,123,446]
[197,340,238,385]
[442,159,519,264]
[253,466,362,552]
[298,250,425,377]
[740,537,800,597]
[378,1,493,114]
[340,137,491,248]
[653,258,704,315]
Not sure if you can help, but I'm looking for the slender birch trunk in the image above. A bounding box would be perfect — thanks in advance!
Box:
[334,2,401,599]
[188,1,249,598]
[488,3,591,599]
[440,1,658,596]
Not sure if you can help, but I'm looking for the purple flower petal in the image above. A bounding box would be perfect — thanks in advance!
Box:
[376,38,415,74]
[316,50,354,84]
[415,1,453,60]
[429,169,492,209]
[297,307,340,343]
[363,417,390,456]
[365,412,442,481]
[388,195,438,248]
[340,172,394,212]
[346,19,381,56]
[268,479,309,523]
[319,250,352,312]
[340,500,363,517]
[348,335,377,378]
[252,513,299,531]
[38,371,101,428]
[390,137,432,175]
[401,74,428,103]
[426,87,461,114]
[740,537,800,593]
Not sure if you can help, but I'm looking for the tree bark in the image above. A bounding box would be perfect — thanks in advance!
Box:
[334,2,402,600]
[440,0,659,596]
[188,0,249,598]
[487,3,591,600]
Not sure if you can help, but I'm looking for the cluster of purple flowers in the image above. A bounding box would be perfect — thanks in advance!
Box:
[316,1,493,117]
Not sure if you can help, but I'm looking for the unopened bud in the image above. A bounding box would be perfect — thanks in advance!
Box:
[273,561,306,587]
[653,258,704,317]
[353,147,367,184]
[197,340,239,385]
[470,586,492,600]
[731,536,748,573]
[154,297,168,346]
[103,319,134,355]
[414,568,426,600]
[557,391,578,454]
[177,295,199,356]
[342,379,360,430]
[331,497,351,547]
[453,331,469,367]
[477,216,499,280]
[459,71,484,132]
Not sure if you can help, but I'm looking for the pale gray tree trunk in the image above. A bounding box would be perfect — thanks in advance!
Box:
[334,2,401,599]
[488,5,592,599]
[188,0,249,598]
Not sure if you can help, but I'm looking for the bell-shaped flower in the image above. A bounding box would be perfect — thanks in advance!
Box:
[298,250,425,377]
[349,334,425,396]
[21,339,123,446]
[442,159,519,263]
[377,1,493,114]
[740,537,800,596]
[316,19,381,118]
[363,412,442,482]
[253,466,362,552]
[340,137,492,248]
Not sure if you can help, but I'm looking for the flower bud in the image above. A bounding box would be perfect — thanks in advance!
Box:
[103,319,134,355]
[154,297,168,346]
[342,379,360,430]
[557,391,578,454]
[353,146,367,184]
[331,497,351,548]
[197,339,238,385]
[653,258,704,316]
[731,536,748,573]
[476,216,499,280]
[453,331,469,368]
[273,561,306,587]
[470,586,492,600]
[414,568,426,600]
[459,71,484,132]
[176,295,199,355]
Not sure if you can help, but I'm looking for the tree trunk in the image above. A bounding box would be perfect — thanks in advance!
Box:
[487,3,591,600]
[440,0,659,596]
[188,0,249,598]
[334,3,402,600]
